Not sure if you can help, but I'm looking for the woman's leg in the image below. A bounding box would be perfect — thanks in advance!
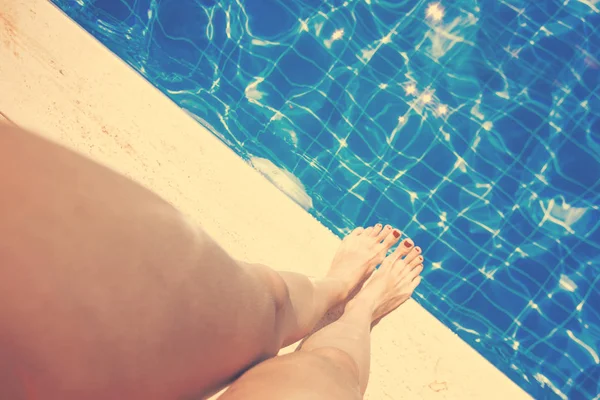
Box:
[220,240,424,399]
[240,221,404,347]
[0,123,401,399]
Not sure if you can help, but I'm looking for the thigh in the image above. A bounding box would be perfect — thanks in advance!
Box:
[0,125,286,399]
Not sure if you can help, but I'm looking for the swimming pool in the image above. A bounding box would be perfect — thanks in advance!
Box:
[51,0,599,398]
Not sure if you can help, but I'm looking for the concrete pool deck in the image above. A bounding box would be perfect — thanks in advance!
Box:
[0,1,532,399]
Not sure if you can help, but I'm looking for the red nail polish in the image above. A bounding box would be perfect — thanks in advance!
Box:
[393,230,400,238]
[416,247,421,253]
[404,240,412,247]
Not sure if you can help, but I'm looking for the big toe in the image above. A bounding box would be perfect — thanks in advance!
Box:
[393,237,414,259]
[380,228,401,250]
[379,237,411,270]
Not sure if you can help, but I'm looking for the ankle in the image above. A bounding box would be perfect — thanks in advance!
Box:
[346,295,377,320]
[316,277,350,304]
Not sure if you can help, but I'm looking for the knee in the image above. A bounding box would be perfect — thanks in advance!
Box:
[237,263,290,350]
[248,263,290,315]
[260,267,291,345]
[310,347,361,384]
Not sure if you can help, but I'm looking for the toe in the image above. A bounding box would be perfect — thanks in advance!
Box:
[392,238,414,258]
[363,226,374,236]
[403,246,421,264]
[380,228,401,249]
[376,225,393,242]
[409,264,424,280]
[406,254,423,269]
[410,275,422,291]
[371,223,383,237]
[351,227,365,236]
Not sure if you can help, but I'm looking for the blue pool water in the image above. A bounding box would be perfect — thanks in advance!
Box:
[52,0,599,398]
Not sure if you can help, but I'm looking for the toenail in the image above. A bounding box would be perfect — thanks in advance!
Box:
[416,247,421,253]
[419,256,423,261]
[393,230,400,238]
[403,239,412,247]
[376,223,382,227]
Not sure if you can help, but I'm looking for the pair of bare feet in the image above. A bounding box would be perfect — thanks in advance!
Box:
[327,223,424,322]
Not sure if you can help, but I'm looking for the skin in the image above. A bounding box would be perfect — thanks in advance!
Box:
[220,243,423,399]
[0,123,424,399]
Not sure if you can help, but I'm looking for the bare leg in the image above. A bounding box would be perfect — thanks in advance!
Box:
[243,222,404,346]
[0,124,403,399]
[220,239,424,399]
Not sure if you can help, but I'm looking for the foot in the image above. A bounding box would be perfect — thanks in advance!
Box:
[352,238,424,322]
[326,224,403,298]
